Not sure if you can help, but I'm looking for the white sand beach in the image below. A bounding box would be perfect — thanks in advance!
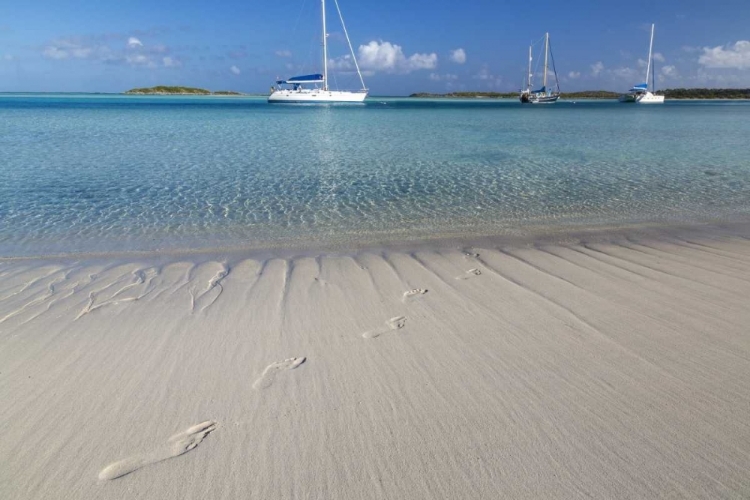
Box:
[2,229,750,499]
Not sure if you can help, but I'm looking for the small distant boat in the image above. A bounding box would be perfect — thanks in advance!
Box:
[268,0,367,103]
[520,33,561,104]
[619,24,665,104]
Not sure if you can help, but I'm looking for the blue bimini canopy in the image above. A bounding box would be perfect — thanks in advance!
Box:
[276,74,324,84]
[532,86,546,94]
[629,83,648,91]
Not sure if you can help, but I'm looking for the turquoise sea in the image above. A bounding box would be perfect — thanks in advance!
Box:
[1,94,749,257]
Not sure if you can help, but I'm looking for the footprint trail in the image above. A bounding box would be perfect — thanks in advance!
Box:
[252,357,306,390]
[99,420,217,481]
[402,288,428,302]
[363,316,407,339]
[77,268,158,320]
[189,264,229,313]
[455,268,482,280]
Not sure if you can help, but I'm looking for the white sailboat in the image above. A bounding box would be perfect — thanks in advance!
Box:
[268,0,367,103]
[520,32,560,104]
[619,24,665,104]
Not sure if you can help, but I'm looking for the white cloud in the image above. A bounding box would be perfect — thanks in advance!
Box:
[42,40,100,60]
[43,46,69,60]
[653,52,665,63]
[72,47,93,58]
[405,52,438,70]
[357,40,437,73]
[611,66,640,80]
[230,65,241,75]
[126,54,156,68]
[275,49,292,57]
[687,68,749,86]
[449,48,466,64]
[429,73,458,81]
[329,54,353,70]
[660,65,677,77]
[473,65,502,89]
[568,71,580,79]
[327,55,375,77]
[698,41,750,69]
[162,56,181,67]
[590,61,604,76]
[41,36,160,66]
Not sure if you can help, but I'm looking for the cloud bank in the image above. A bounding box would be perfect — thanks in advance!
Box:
[699,41,750,69]
[42,34,177,68]
[357,41,437,73]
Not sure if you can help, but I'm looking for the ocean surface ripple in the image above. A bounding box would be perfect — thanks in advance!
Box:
[1,95,749,256]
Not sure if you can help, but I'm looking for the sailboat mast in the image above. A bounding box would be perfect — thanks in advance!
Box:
[322,0,328,90]
[646,23,654,91]
[543,33,549,89]
[528,45,532,89]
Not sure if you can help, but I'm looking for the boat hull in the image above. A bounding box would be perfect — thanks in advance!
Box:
[531,94,559,104]
[520,92,560,104]
[619,91,664,104]
[268,90,367,103]
[636,92,664,104]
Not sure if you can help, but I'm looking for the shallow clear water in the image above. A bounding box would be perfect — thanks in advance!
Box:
[1,95,750,256]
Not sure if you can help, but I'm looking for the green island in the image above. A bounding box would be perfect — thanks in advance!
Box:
[410,88,750,100]
[124,86,244,96]
[659,88,750,99]
[409,91,619,99]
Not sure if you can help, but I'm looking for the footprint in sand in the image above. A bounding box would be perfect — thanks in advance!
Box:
[456,268,482,280]
[77,268,159,320]
[252,357,306,390]
[363,316,407,339]
[463,251,480,260]
[189,266,229,314]
[402,288,428,302]
[99,421,217,481]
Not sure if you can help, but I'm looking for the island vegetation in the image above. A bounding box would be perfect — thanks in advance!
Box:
[661,88,750,99]
[124,86,244,96]
[410,91,621,99]
[410,88,750,100]
[561,91,620,99]
[410,91,517,99]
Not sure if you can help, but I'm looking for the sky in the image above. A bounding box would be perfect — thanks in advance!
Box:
[1,0,750,95]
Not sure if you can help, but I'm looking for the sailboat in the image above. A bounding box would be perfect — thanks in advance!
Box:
[520,33,560,104]
[619,24,665,104]
[268,0,368,103]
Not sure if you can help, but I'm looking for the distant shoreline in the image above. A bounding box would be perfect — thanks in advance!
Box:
[123,86,247,96]
[411,88,750,100]
[2,91,749,100]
